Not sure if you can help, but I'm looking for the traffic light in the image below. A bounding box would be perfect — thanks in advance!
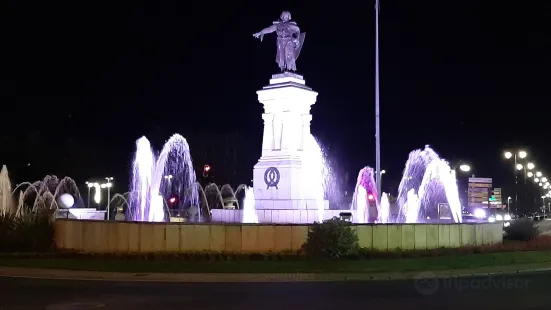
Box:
[168,197,176,204]
[368,194,374,201]
[203,165,211,177]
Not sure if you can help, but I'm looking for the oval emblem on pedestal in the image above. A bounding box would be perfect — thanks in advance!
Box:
[264,167,280,189]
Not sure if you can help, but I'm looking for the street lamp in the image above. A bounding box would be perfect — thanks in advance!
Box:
[375,170,385,192]
[542,196,547,218]
[459,164,471,172]
[527,162,535,170]
[536,171,543,177]
[374,0,381,200]
[101,177,114,220]
[527,171,534,178]
[507,196,512,214]
[504,149,528,214]
[85,182,94,208]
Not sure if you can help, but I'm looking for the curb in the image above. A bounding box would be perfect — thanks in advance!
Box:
[1,264,551,283]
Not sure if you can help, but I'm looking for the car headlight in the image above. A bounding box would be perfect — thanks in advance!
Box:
[488,216,496,223]
[504,214,511,221]
[496,214,503,221]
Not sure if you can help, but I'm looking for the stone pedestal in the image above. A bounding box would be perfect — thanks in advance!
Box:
[253,73,328,219]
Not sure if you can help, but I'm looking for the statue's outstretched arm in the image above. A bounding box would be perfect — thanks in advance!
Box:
[253,25,276,41]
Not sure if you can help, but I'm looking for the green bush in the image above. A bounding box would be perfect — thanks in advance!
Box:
[302,217,359,259]
[0,212,55,252]
[505,218,538,241]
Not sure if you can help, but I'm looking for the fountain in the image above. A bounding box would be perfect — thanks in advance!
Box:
[242,186,258,223]
[0,165,14,216]
[350,146,462,224]
[128,134,199,222]
[351,167,378,223]
[3,167,104,220]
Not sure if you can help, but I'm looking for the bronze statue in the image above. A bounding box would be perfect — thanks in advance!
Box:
[253,11,305,72]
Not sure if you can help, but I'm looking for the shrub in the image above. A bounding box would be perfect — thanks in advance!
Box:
[504,218,538,241]
[0,211,55,252]
[302,217,359,259]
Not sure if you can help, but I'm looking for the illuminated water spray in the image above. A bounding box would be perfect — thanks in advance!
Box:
[241,186,258,223]
[302,134,328,222]
[129,134,198,222]
[351,146,462,224]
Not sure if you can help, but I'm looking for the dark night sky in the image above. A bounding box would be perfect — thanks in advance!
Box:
[2,1,551,199]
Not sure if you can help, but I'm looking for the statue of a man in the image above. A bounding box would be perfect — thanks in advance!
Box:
[253,11,305,72]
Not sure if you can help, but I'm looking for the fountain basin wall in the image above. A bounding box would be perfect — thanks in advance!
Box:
[54,219,503,254]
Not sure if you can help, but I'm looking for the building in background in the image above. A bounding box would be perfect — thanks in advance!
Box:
[489,187,504,208]
[468,177,492,208]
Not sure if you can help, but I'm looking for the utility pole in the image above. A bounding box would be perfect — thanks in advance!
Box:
[375,0,382,199]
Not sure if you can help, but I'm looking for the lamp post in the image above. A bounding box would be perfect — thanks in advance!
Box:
[453,163,472,208]
[374,0,381,200]
[101,177,113,220]
[85,181,93,208]
[507,196,512,215]
[504,150,527,214]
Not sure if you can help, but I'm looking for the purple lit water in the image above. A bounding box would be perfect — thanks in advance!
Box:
[129,134,198,222]
[351,167,378,223]
[351,146,462,224]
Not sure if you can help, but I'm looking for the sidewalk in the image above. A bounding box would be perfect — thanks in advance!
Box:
[1,263,551,283]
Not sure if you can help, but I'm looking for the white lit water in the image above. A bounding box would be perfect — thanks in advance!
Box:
[129,134,199,222]
[302,134,328,223]
[241,187,258,223]
[351,146,462,224]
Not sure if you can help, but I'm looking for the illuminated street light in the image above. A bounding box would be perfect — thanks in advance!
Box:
[519,151,527,159]
[535,178,540,182]
[376,170,386,186]
[516,163,523,170]
[537,171,543,177]
[459,164,471,172]
[100,177,114,220]
[504,151,513,159]
[527,162,535,170]
[527,171,534,178]
[542,177,548,183]
[85,181,94,208]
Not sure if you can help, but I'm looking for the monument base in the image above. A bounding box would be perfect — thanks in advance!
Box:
[254,199,329,210]
[211,208,342,224]
[56,208,106,220]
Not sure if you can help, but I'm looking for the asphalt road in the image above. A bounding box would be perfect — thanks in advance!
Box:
[1,272,550,309]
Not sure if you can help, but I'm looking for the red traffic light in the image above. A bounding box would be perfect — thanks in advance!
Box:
[168,197,176,204]
[204,165,211,172]
[368,194,374,201]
